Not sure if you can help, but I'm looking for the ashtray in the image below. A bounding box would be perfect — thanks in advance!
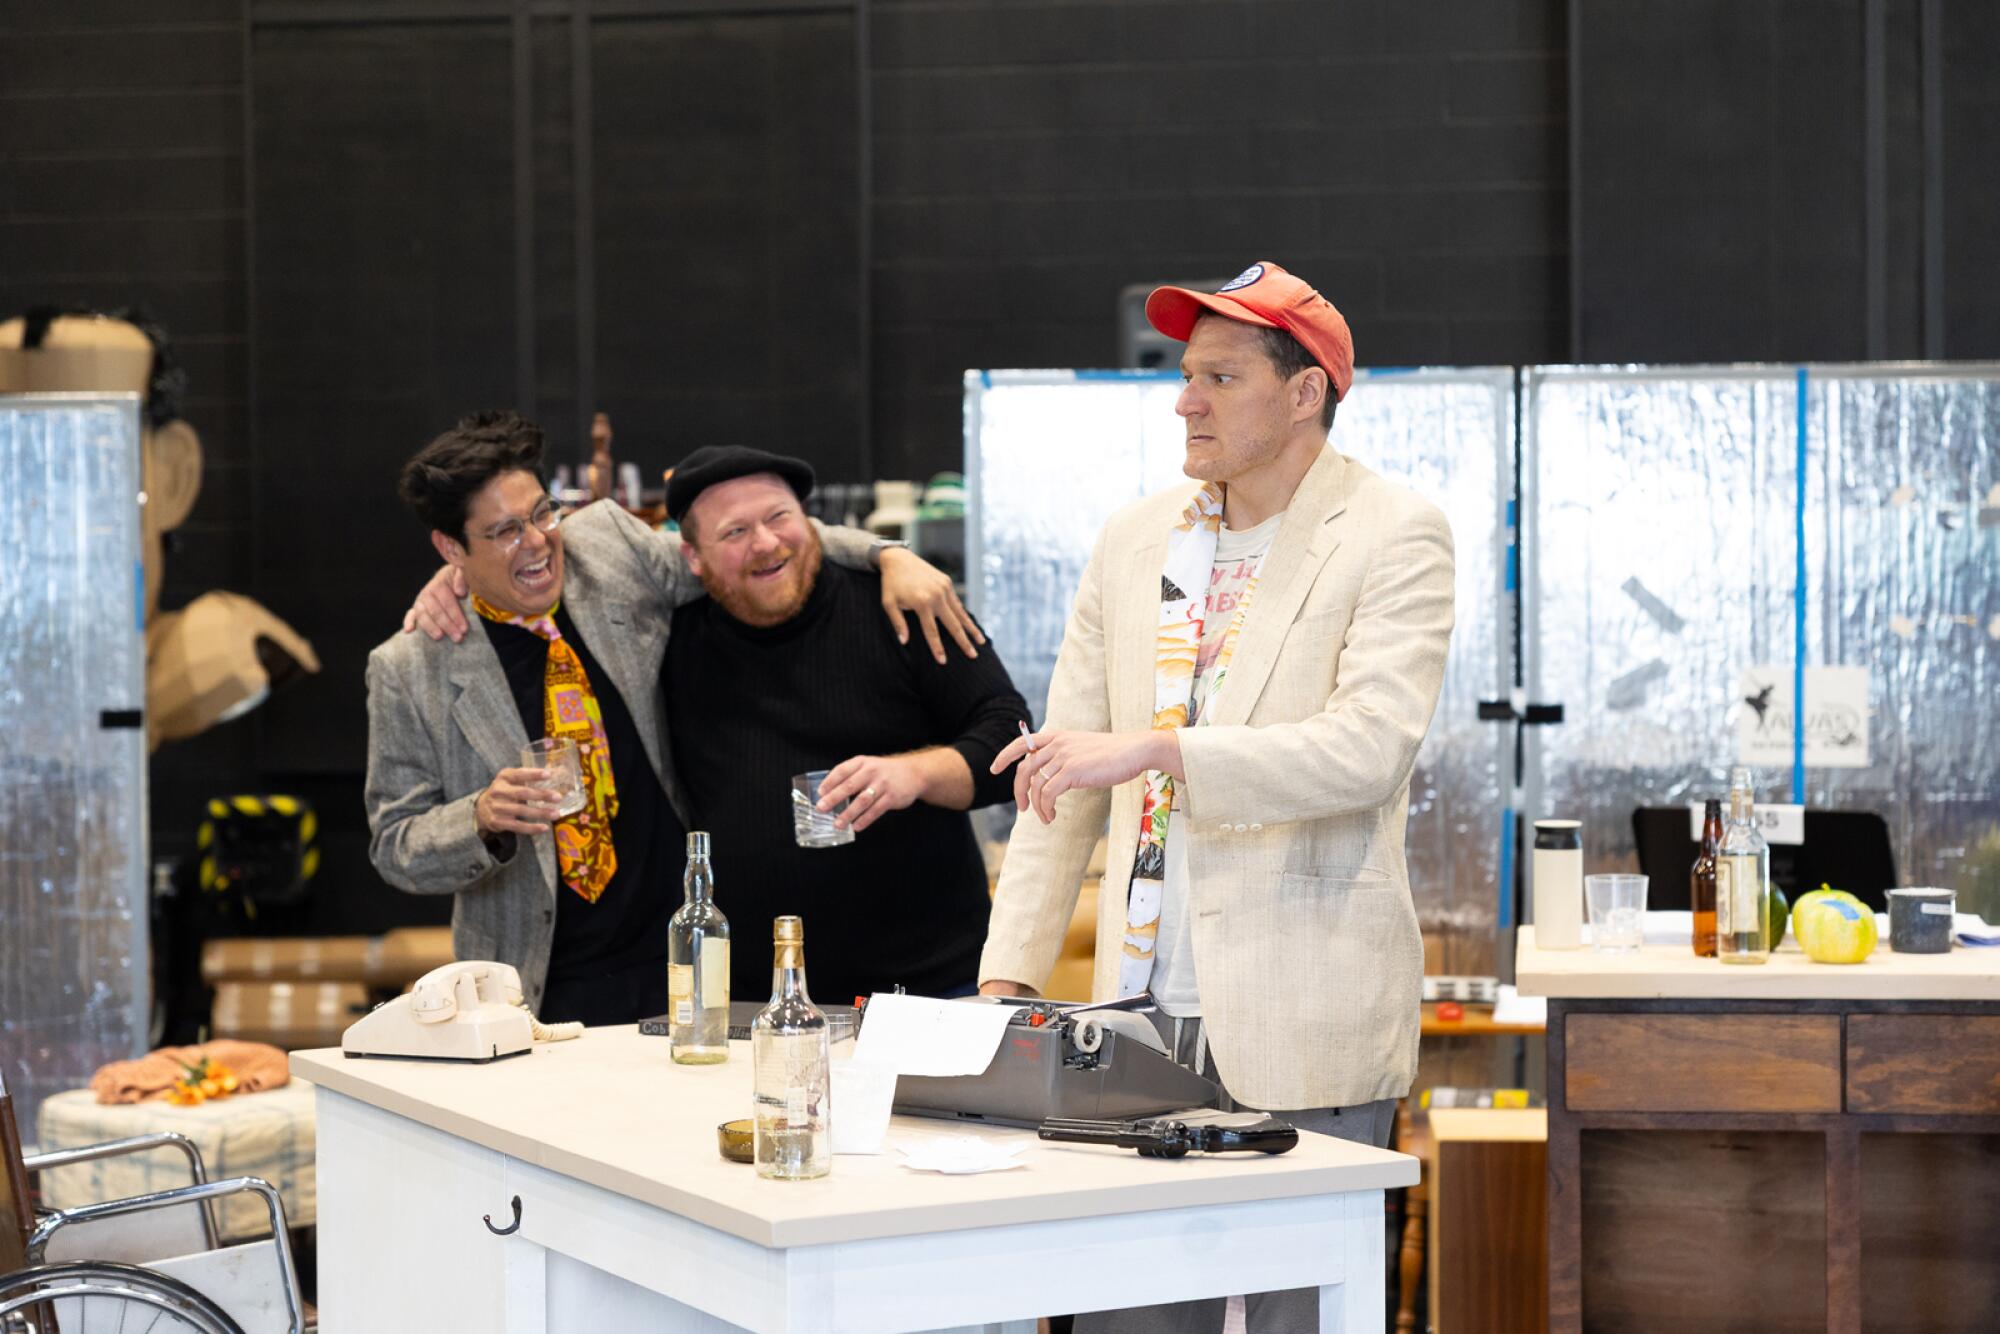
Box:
[718,1118,754,1164]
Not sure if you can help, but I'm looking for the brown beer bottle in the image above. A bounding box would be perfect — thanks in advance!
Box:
[1691,798,1723,957]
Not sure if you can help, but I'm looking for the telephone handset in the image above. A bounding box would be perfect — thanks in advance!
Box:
[410,960,521,1023]
[343,960,582,1063]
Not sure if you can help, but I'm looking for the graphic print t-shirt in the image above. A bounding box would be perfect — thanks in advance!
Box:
[1151,511,1283,1018]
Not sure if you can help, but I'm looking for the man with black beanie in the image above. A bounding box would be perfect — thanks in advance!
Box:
[662,446,1027,1005]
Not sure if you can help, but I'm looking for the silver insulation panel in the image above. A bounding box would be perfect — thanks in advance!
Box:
[1526,366,2000,916]
[0,395,149,1135]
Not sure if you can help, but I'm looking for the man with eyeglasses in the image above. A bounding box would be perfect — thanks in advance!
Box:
[365,410,967,1023]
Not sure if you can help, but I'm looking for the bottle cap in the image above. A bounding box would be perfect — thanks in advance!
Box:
[687,831,710,858]
[774,915,803,943]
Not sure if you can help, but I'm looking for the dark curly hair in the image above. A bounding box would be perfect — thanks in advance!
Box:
[397,409,546,543]
[20,303,188,428]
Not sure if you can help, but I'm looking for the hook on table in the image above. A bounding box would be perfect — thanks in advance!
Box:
[483,1195,522,1236]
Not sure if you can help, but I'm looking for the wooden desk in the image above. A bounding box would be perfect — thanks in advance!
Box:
[293,1028,1416,1333]
[1520,928,2000,1334]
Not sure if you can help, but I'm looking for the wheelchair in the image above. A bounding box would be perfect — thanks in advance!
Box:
[1,1130,305,1334]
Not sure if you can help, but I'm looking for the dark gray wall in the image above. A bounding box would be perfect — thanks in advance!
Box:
[1572,0,1996,364]
[869,0,1571,475]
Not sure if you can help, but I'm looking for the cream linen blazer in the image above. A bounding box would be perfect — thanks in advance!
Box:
[980,446,1455,1110]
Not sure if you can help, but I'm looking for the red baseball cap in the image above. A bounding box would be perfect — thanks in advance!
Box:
[1145,261,1355,401]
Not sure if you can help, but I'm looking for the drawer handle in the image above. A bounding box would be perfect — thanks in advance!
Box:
[483,1195,522,1236]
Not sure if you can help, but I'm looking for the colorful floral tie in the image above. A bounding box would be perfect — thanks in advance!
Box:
[472,596,619,902]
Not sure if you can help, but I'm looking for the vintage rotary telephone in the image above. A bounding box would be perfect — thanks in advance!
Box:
[342,961,582,1063]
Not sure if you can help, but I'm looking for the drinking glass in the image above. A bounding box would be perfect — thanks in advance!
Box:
[523,737,586,818]
[791,771,855,848]
[1586,874,1648,954]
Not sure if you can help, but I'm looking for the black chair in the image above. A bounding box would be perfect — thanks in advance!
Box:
[1632,807,1896,913]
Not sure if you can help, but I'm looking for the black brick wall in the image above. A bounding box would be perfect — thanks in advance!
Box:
[0,0,442,933]
[5,0,1994,924]
[869,0,1572,477]
[0,0,262,884]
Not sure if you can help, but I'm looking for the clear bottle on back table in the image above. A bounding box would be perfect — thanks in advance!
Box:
[1691,798,1723,958]
[751,915,830,1180]
[667,831,730,1063]
[1716,769,1770,964]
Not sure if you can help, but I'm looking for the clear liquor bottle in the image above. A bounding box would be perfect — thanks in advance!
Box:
[751,915,830,1180]
[1716,768,1771,964]
[667,831,730,1063]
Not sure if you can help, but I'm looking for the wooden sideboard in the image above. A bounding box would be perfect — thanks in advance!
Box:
[1519,929,2000,1334]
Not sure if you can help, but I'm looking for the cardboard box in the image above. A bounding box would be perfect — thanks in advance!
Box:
[210,981,370,1049]
[201,936,381,985]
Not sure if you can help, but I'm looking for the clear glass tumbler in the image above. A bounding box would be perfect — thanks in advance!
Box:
[791,770,855,848]
[1585,874,1648,954]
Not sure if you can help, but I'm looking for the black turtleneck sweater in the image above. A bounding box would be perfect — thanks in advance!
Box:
[664,562,1026,1005]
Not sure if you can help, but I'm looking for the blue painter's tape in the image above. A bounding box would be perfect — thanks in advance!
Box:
[1505,499,1519,591]
[979,370,992,389]
[1793,367,1808,802]
[135,560,145,632]
[1497,809,1516,929]
[1074,369,1181,382]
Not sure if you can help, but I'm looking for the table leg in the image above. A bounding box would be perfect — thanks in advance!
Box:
[1319,1188,1387,1333]
[1395,1185,1426,1332]
[1546,1003,1581,1334]
[503,1234,549,1334]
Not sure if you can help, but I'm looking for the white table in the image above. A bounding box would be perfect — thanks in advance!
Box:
[292,1028,1415,1333]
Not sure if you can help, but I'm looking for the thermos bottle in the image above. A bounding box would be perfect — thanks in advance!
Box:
[1533,819,1584,949]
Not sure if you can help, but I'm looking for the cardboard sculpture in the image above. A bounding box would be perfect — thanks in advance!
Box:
[0,310,319,749]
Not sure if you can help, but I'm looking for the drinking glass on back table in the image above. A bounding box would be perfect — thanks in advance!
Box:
[1586,874,1648,954]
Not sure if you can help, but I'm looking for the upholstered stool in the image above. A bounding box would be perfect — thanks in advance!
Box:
[34,1080,316,1241]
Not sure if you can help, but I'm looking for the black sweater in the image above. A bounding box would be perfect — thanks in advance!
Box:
[665,562,1026,1005]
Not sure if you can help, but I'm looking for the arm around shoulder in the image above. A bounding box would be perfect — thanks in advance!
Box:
[581,498,705,610]
[816,518,878,570]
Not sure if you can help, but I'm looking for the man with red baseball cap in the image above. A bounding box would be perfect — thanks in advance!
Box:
[980,262,1455,1332]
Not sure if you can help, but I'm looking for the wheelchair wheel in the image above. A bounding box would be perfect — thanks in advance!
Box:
[0,1260,245,1334]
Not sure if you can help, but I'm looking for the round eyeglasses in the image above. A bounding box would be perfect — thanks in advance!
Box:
[481,497,563,553]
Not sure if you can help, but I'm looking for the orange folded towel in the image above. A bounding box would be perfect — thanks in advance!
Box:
[90,1040,291,1105]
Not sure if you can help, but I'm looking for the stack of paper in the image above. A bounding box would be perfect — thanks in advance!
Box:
[1490,984,1547,1027]
[853,994,1016,1077]
[1954,913,2000,948]
[894,1136,1026,1175]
